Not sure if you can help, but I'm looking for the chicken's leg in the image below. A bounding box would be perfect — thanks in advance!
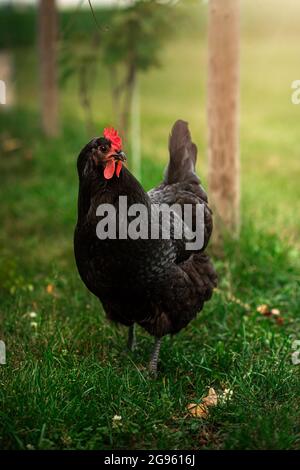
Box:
[149,337,162,377]
[127,324,137,351]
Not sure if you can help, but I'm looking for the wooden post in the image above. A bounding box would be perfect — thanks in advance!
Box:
[38,0,59,137]
[207,0,240,242]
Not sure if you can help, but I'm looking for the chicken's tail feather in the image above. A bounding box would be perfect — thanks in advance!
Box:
[164,120,200,185]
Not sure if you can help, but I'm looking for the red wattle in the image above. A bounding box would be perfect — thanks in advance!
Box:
[116,161,122,177]
[104,160,116,179]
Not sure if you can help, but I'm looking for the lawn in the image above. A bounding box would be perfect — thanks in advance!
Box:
[0,0,300,450]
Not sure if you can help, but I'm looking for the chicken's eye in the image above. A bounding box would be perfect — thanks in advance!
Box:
[100,145,107,153]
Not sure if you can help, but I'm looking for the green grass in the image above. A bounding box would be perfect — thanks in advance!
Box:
[0,0,300,450]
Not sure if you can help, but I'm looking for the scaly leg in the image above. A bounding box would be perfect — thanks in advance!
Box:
[127,324,137,352]
[149,337,162,377]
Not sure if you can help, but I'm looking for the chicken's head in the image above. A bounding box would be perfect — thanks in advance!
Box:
[77,127,126,181]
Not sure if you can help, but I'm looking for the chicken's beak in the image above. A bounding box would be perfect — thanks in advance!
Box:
[113,151,127,162]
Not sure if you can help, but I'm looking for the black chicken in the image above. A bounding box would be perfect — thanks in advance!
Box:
[74,120,217,375]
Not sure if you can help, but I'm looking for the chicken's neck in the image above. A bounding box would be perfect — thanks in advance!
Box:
[77,166,150,223]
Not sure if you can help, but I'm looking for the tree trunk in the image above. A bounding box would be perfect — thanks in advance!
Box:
[120,61,136,139]
[109,65,122,130]
[78,62,95,136]
[38,0,59,137]
[207,0,240,243]
[130,75,141,181]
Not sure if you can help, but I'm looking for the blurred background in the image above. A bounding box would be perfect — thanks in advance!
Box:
[0,0,300,451]
[0,0,300,262]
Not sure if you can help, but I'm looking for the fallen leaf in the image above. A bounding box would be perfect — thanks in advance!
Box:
[46,284,54,294]
[187,402,209,418]
[257,305,283,323]
[271,308,280,316]
[187,388,218,419]
[2,138,22,152]
[257,304,271,316]
[203,387,218,406]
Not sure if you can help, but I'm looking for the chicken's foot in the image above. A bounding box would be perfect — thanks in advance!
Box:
[127,324,137,352]
[149,337,162,377]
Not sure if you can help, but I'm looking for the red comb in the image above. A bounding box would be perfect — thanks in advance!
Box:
[103,127,122,152]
